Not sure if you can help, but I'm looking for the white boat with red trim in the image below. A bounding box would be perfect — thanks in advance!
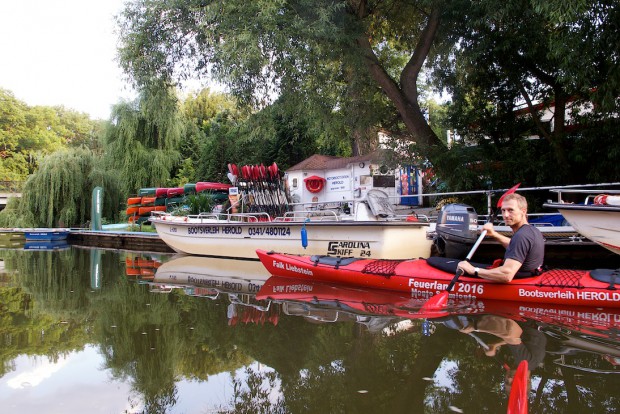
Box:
[544,189,620,255]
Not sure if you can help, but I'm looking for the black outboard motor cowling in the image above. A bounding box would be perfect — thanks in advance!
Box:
[434,203,479,259]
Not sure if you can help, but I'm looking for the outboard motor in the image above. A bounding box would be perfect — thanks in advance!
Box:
[434,203,479,259]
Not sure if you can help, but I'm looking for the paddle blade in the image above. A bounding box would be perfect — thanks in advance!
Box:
[227,172,236,185]
[241,165,249,180]
[497,183,521,208]
[507,360,529,414]
[419,291,449,311]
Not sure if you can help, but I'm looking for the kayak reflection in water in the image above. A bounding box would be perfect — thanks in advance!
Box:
[442,314,547,395]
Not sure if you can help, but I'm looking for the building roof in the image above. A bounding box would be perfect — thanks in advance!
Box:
[286,150,390,171]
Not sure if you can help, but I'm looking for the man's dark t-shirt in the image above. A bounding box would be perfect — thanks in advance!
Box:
[505,224,545,274]
[507,324,547,369]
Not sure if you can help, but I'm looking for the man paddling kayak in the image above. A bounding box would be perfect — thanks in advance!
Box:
[458,193,545,282]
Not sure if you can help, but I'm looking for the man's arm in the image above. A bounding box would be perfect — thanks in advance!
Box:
[457,258,522,283]
[483,222,511,248]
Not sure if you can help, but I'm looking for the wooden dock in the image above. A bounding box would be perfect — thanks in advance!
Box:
[68,230,174,253]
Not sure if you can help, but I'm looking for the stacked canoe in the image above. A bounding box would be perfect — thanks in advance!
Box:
[125,255,162,279]
[124,182,232,223]
[125,188,166,224]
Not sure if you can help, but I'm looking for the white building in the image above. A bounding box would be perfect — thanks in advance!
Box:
[285,151,423,208]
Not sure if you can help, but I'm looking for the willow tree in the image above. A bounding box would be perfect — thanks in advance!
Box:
[116,0,448,160]
[104,89,182,196]
[19,147,121,227]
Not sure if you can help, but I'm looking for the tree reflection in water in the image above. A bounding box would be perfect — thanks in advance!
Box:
[0,248,617,413]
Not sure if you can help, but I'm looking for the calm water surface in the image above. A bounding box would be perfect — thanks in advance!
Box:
[0,244,618,413]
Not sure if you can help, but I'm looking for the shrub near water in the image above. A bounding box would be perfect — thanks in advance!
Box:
[18,148,121,227]
[184,193,217,215]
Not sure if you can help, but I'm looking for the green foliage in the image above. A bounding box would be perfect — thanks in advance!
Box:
[19,147,121,227]
[3,0,618,230]
[0,88,102,180]
[116,0,443,157]
[104,88,182,195]
[184,193,216,215]
[0,197,35,227]
[429,0,620,187]
[195,110,247,183]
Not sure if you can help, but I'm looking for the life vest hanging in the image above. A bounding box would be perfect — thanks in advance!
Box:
[304,175,326,193]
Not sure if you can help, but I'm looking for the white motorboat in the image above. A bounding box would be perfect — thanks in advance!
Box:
[544,189,620,255]
[152,255,270,294]
[150,190,433,260]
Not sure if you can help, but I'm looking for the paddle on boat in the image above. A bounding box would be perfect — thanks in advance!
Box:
[421,229,487,310]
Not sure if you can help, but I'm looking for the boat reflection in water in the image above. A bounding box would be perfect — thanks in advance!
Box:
[2,248,616,413]
[146,255,619,412]
[149,254,277,325]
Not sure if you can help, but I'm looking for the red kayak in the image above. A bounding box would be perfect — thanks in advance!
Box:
[256,250,620,308]
[257,276,620,335]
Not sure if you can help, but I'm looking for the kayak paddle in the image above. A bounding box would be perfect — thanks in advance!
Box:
[421,183,521,310]
[420,229,487,310]
[507,360,529,414]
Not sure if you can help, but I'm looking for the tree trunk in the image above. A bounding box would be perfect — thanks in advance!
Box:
[354,4,444,153]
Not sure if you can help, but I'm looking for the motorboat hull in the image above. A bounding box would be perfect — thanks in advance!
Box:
[544,203,620,255]
[151,215,432,260]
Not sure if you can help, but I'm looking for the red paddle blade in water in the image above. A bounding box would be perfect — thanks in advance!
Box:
[507,360,529,414]
[497,183,521,208]
[419,291,449,311]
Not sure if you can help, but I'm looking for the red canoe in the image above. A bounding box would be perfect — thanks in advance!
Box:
[256,250,620,308]
[196,182,231,192]
[155,188,170,198]
[167,187,185,197]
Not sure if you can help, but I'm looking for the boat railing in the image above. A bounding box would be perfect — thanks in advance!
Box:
[550,188,620,204]
[281,302,340,322]
[187,289,220,300]
[194,212,273,223]
[481,212,569,227]
[399,182,620,219]
[228,293,271,312]
[275,210,342,222]
[553,355,620,375]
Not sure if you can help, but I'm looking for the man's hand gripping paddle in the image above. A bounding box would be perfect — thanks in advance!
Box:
[420,229,487,310]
